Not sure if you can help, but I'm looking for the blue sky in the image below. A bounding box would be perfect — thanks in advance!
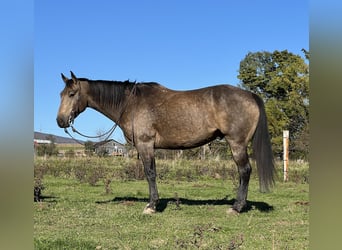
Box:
[34,1,308,143]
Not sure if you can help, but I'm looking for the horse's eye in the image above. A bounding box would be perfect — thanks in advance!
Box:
[69,91,76,97]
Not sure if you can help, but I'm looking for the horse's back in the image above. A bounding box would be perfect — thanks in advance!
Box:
[134,83,260,149]
[138,83,256,105]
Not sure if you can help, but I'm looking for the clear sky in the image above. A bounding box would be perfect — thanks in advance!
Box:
[34,0,308,143]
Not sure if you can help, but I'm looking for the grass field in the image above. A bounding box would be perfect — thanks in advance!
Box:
[34,157,309,249]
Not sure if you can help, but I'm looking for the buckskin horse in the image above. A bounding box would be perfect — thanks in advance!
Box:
[56,71,274,214]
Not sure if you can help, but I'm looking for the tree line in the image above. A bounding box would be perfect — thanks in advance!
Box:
[238,49,309,160]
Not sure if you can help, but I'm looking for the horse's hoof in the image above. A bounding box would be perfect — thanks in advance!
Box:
[143,205,156,215]
[227,208,239,216]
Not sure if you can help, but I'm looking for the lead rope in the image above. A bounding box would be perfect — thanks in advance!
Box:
[64,84,136,145]
[64,123,118,145]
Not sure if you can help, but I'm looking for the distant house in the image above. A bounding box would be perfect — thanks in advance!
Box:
[94,139,127,157]
[34,139,52,144]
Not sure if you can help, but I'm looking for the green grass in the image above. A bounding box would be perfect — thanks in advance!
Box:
[34,158,309,249]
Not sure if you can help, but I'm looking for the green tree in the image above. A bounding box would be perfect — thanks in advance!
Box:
[238,50,309,159]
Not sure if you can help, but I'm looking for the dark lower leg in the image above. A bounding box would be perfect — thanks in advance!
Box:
[228,141,251,212]
[143,157,159,210]
[233,162,251,212]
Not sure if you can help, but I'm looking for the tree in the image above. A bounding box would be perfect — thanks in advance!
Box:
[238,50,309,159]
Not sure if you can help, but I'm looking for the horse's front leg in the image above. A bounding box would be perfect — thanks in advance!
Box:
[137,144,159,214]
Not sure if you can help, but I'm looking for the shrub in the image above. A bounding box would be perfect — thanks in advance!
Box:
[65,149,75,158]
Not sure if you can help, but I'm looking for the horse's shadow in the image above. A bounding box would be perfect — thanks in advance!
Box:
[96,196,273,213]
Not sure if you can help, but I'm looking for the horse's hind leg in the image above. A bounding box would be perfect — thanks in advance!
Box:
[228,140,251,213]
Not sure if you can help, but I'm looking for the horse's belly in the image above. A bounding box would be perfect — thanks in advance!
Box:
[154,127,222,150]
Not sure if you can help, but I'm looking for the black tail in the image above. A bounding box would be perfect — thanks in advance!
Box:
[252,94,275,192]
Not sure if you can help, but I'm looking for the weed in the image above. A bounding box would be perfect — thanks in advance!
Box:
[74,167,87,183]
[87,166,105,186]
[103,175,113,194]
[34,164,47,202]
[228,234,244,250]
[124,160,145,180]
[174,192,181,210]
[34,179,44,202]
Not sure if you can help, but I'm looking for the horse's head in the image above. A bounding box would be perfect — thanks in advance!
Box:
[56,71,88,128]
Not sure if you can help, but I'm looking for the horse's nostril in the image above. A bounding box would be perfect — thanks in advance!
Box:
[56,116,67,128]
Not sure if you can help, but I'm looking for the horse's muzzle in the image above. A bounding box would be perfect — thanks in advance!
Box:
[56,116,69,128]
[57,110,76,128]
[57,114,74,128]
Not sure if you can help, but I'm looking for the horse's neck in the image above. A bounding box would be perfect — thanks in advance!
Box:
[86,81,132,124]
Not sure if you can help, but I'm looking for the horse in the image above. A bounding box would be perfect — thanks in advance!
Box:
[56,71,275,214]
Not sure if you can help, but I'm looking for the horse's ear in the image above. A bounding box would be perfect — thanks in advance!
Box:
[61,73,69,84]
[70,71,77,84]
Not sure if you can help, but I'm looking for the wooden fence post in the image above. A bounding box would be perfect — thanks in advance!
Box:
[283,130,289,182]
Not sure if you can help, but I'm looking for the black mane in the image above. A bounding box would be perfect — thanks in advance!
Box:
[86,79,160,110]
